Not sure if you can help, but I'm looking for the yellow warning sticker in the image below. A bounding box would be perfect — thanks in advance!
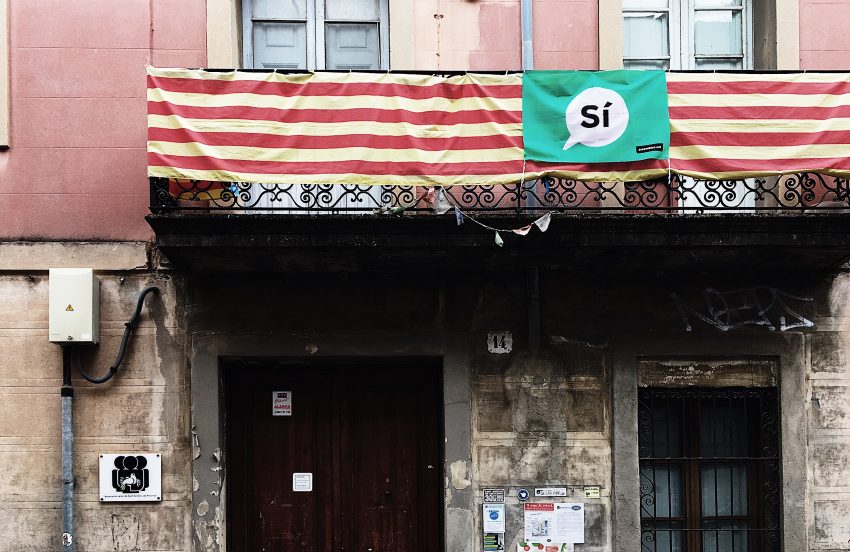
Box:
[66,305,74,312]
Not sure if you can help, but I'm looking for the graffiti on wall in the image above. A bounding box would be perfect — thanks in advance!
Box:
[671,287,814,332]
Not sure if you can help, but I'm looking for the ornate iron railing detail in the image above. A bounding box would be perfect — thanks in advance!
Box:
[150,172,850,214]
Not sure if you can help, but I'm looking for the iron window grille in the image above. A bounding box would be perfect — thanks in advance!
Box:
[638,387,781,552]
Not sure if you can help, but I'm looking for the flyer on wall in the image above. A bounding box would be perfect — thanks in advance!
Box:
[522,503,585,544]
[516,543,574,552]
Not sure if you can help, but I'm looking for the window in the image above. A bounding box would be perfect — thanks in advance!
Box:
[242,0,389,70]
[623,0,752,69]
[638,388,781,551]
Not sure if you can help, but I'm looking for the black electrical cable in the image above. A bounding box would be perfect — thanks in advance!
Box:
[76,286,160,384]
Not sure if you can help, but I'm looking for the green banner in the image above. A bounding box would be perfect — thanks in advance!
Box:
[522,70,670,163]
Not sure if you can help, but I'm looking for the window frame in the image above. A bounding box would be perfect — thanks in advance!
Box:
[610,340,808,552]
[241,0,390,71]
[622,0,754,70]
[638,387,782,552]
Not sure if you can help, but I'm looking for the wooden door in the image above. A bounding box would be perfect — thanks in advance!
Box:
[227,360,443,552]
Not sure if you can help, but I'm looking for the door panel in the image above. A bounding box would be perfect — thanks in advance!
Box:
[227,361,442,552]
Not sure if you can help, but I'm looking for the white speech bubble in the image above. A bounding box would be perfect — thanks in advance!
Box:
[563,87,629,151]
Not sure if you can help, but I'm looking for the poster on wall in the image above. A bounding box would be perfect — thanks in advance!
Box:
[483,503,506,533]
[522,503,585,543]
[484,532,506,551]
[517,543,573,552]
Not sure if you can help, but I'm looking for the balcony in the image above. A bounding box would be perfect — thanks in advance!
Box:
[145,68,850,273]
[146,173,850,274]
[150,173,850,214]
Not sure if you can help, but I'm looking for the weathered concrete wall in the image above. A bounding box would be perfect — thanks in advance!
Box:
[183,269,850,552]
[809,273,850,551]
[0,243,189,552]
[4,257,850,551]
[472,346,611,551]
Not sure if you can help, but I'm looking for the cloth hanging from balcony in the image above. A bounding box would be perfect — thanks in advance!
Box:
[147,68,850,186]
[522,70,670,164]
[667,72,850,179]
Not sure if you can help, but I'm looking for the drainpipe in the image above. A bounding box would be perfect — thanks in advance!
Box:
[521,0,534,70]
[527,266,541,352]
[520,0,537,209]
[61,348,75,552]
[57,286,159,552]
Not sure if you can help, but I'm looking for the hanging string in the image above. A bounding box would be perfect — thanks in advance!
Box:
[436,187,553,246]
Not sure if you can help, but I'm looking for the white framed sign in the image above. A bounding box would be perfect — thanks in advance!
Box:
[273,391,292,416]
[99,453,162,502]
[293,472,313,492]
[535,487,567,497]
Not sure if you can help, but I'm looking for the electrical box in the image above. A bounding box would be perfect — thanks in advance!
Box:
[49,268,99,344]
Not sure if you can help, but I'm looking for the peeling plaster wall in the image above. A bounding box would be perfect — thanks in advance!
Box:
[472,347,611,551]
[183,269,850,552]
[5,258,850,551]
[0,244,190,552]
[809,273,850,551]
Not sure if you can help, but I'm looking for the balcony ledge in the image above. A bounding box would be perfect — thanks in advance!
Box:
[147,211,850,274]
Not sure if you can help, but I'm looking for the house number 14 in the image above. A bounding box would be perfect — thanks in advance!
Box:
[487,331,513,354]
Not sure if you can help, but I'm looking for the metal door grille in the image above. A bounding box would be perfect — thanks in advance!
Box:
[638,387,781,552]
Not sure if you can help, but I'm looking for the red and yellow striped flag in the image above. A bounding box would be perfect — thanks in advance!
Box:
[146,68,665,186]
[147,68,850,185]
[668,72,850,179]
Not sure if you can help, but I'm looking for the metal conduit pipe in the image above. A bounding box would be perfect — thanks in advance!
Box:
[520,0,538,209]
[521,0,534,70]
[61,348,75,552]
[59,286,159,551]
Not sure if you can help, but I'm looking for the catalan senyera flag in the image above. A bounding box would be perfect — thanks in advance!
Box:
[667,72,850,179]
[147,68,850,186]
[147,69,528,187]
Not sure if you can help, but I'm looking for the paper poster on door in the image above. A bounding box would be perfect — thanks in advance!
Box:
[272,391,292,416]
[523,503,584,544]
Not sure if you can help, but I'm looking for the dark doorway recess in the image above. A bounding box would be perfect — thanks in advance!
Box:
[225,358,444,552]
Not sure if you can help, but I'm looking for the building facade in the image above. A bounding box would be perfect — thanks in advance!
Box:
[3,1,850,551]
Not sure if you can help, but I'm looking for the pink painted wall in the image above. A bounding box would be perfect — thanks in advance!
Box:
[0,0,206,240]
[799,0,850,69]
[16,0,846,240]
[413,0,598,71]
[533,0,599,69]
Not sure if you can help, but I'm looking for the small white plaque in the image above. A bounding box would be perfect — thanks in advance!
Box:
[293,472,313,492]
[273,391,292,416]
[483,488,506,503]
[535,487,568,497]
[584,486,601,499]
[487,331,513,354]
[99,453,162,502]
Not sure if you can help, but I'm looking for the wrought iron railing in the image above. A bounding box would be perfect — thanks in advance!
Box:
[150,173,850,214]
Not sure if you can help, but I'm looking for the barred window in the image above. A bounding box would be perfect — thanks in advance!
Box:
[638,388,781,552]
